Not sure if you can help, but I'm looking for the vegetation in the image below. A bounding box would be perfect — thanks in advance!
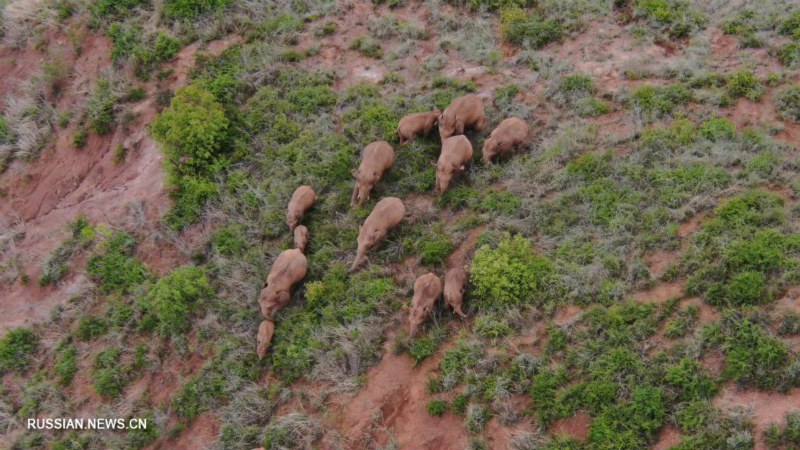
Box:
[0,328,38,374]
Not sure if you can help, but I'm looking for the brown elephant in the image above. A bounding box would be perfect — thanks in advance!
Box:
[286,186,317,232]
[482,118,529,163]
[438,95,488,141]
[351,197,406,271]
[397,110,441,145]
[256,319,275,360]
[444,265,468,318]
[293,225,309,253]
[409,273,443,338]
[434,135,473,195]
[258,248,308,321]
[351,141,394,207]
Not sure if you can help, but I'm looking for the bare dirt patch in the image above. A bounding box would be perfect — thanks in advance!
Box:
[714,384,800,450]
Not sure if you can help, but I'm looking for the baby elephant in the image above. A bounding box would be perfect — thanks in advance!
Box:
[434,135,473,195]
[352,141,394,207]
[409,273,443,338]
[259,248,308,321]
[293,225,309,253]
[439,95,488,141]
[286,186,317,232]
[352,197,406,271]
[256,320,275,360]
[444,265,468,318]
[482,118,529,163]
[397,110,441,145]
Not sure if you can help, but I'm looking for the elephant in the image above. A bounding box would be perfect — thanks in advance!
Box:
[397,110,441,145]
[482,118,529,163]
[444,265,468,318]
[293,225,309,253]
[434,135,473,195]
[409,273,443,338]
[286,186,317,232]
[351,197,406,271]
[351,141,394,207]
[256,320,275,360]
[438,95,488,141]
[258,248,308,321]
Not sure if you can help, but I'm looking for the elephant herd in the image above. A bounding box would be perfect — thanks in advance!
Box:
[256,93,530,359]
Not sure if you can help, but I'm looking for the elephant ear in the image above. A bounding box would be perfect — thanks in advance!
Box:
[277,290,290,306]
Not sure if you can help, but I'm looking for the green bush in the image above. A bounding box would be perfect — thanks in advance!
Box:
[143,266,212,335]
[470,233,562,309]
[439,340,483,388]
[350,36,383,58]
[92,347,126,397]
[665,357,717,400]
[723,320,789,390]
[575,97,610,117]
[726,70,763,100]
[71,129,88,148]
[500,7,562,48]
[780,42,800,69]
[87,232,148,293]
[0,328,38,374]
[87,79,118,134]
[631,84,691,120]
[55,345,78,386]
[152,84,231,177]
[427,399,448,416]
[163,0,230,19]
[698,117,735,141]
[764,411,800,450]
[473,314,512,339]
[775,86,800,123]
[588,385,666,450]
[154,32,180,61]
[634,0,705,37]
[76,316,108,341]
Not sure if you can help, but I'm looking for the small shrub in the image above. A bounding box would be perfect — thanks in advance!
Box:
[427,399,448,416]
[55,345,78,386]
[780,42,800,69]
[87,79,118,134]
[350,36,383,58]
[726,70,763,100]
[634,0,705,38]
[501,7,562,49]
[631,84,691,121]
[474,314,512,339]
[314,22,338,36]
[163,0,230,19]
[698,117,735,141]
[0,328,38,374]
[465,404,491,433]
[575,97,610,117]
[724,320,789,390]
[87,232,148,293]
[154,32,180,61]
[71,129,88,148]
[775,86,800,123]
[92,347,126,397]
[470,233,562,309]
[76,316,108,341]
[142,266,212,335]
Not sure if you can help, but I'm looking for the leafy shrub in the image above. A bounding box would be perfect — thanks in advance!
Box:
[0,328,38,374]
[152,84,231,177]
[764,411,800,450]
[588,385,666,450]
[163,0,230,19]
[476,190,521,214]
[634,0,705,37]
[87,232,148,293]
[556,74,595,104]
[664,305,698,338]
[76,316,108,341]
[473,314,512,339]
[142,266,212,335]
[71,129,88,148]
[775,86,800,123]
[665,357,717,400]
[154,32,180,61]
[427,399,448,416]
[630,84,691,120]
[470,234,562,309]
[87,79,118,134]
[780,43,800,69]
[698,117,735,141]
[575,97,610,117]
[92,347,126,397]
[726,70,763,100]
[350,36,383,58]
[724,320,789,390]
[500,7,562,48]
[439,340,483,388]
[55,345,78,386]
[465,404,491,433]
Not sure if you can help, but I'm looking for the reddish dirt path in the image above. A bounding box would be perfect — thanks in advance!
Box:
[714,384,800,450]
[330,331,469,450]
